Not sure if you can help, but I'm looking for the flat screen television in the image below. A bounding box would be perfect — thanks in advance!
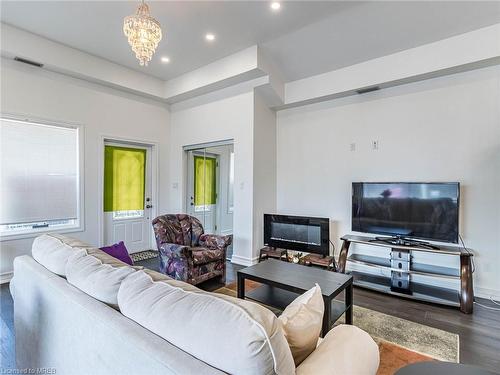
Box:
[352,182,460,244]
[264,214,330,256]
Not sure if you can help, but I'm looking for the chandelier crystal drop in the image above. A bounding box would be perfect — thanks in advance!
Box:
[123,0,162,66]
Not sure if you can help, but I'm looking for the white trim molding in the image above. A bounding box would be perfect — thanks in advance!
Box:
[230,255,259,267]
[0,271,13,284]
[475,287,500,301]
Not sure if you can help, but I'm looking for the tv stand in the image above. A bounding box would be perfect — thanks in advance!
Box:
[300,253,336,271]
[369,236,441,250]
[338,234,474,314]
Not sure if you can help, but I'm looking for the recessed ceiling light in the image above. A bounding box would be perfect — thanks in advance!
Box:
[205,33,215,41]
[270,2,281,11]
[161,56,170,63]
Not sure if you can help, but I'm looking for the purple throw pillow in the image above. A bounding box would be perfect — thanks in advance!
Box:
[100,241,133,266]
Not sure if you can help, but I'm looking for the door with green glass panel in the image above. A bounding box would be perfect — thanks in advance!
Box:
[103,143,152,253]
[186,150,219,234]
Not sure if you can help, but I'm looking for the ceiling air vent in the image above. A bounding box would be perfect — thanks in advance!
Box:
[14,57,44,68]
[356,86,380,95]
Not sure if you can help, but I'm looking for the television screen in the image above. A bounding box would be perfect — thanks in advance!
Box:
[352,182,459,243]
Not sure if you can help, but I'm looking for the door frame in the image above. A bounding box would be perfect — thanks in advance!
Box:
[97,134,159,248]
[182,139,233,214]
[186,150,220,233]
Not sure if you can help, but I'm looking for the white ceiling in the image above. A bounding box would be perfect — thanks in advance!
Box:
[1,1,500,82]
[263,1,500,81]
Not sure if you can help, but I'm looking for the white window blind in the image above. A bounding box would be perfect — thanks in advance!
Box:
[0,118,79,227]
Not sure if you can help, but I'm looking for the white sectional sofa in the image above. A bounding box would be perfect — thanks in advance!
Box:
[11,234,379,375]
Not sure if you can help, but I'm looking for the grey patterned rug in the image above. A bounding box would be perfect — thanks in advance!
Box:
[131,250,158,262]
[337,305,459,362]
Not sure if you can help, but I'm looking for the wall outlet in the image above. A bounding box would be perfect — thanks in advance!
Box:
[372,140,379,150]
[350,143,356,152]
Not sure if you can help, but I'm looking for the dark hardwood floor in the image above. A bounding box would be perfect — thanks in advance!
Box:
[1,283,15,369]
[2,258,500,373]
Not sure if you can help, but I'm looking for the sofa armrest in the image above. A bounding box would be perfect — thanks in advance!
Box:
[296,325,379,375]
[199,234,232,250]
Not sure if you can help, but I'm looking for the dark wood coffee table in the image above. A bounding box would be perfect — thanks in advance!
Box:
[237,259,353,336]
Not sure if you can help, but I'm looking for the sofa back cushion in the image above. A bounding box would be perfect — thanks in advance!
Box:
[118,271,295,375]
[32,233,94,276]
[66,248,139,309]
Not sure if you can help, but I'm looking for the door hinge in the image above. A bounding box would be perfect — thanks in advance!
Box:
[215,224,218,231]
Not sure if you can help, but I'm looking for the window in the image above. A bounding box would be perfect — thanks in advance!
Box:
[0,117,82,238]
[228,151,234,213]
[194,155,216,212]
[103,145,146,220]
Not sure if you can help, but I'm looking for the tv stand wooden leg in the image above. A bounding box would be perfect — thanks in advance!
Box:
[460,254,474,314]
[338,240,351,273]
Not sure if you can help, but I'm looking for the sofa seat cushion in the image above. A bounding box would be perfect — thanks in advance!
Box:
[118,270,295,375]
[190,247,225,265]
[66,248,139,309]
[296,324,379,375]
[32,233,94,276]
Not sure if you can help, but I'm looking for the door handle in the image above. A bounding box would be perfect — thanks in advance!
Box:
[146,204,153,209]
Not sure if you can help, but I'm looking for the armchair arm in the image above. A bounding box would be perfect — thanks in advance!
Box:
[199,234,232,250]
[158,242,191,259]
[157,242,193,282]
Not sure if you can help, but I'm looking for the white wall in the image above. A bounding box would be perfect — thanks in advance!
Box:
[169,86,255,264]
[253,92,277,255]
[0,58,170,279]
[276,65,500,298]
[168,84,278,265]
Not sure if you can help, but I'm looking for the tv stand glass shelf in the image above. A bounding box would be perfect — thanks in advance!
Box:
[338,234,474,314]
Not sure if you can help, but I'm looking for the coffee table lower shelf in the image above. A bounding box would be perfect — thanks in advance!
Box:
[246,284,350,325]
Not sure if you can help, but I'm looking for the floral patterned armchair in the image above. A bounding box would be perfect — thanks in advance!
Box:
[152,214,232,285]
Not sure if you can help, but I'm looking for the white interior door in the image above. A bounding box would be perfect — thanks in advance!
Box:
[103,141,153,253]
[186,150,219,234]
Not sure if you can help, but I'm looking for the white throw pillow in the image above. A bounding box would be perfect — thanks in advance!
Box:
[296,325,380,375]
[118,270,295,375]
[66,248,138,309]
[278,284,324,365]
[32,233,93,276]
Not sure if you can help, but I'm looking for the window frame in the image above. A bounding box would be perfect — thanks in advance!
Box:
[0,113,85,241]
[228,151,234,214]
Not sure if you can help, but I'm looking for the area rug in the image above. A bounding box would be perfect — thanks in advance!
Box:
[217,281,459,375]
[130,250,158,262]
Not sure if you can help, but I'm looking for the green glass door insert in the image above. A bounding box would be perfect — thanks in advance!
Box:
[194,155,216,207]
[104,145,146,212]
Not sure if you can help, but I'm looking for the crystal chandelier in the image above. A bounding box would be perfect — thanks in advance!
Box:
[123,0,162,66]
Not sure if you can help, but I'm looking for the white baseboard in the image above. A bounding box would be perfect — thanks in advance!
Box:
[475,286,500,301]
[0,271,13,284]
[230,255,258,267]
